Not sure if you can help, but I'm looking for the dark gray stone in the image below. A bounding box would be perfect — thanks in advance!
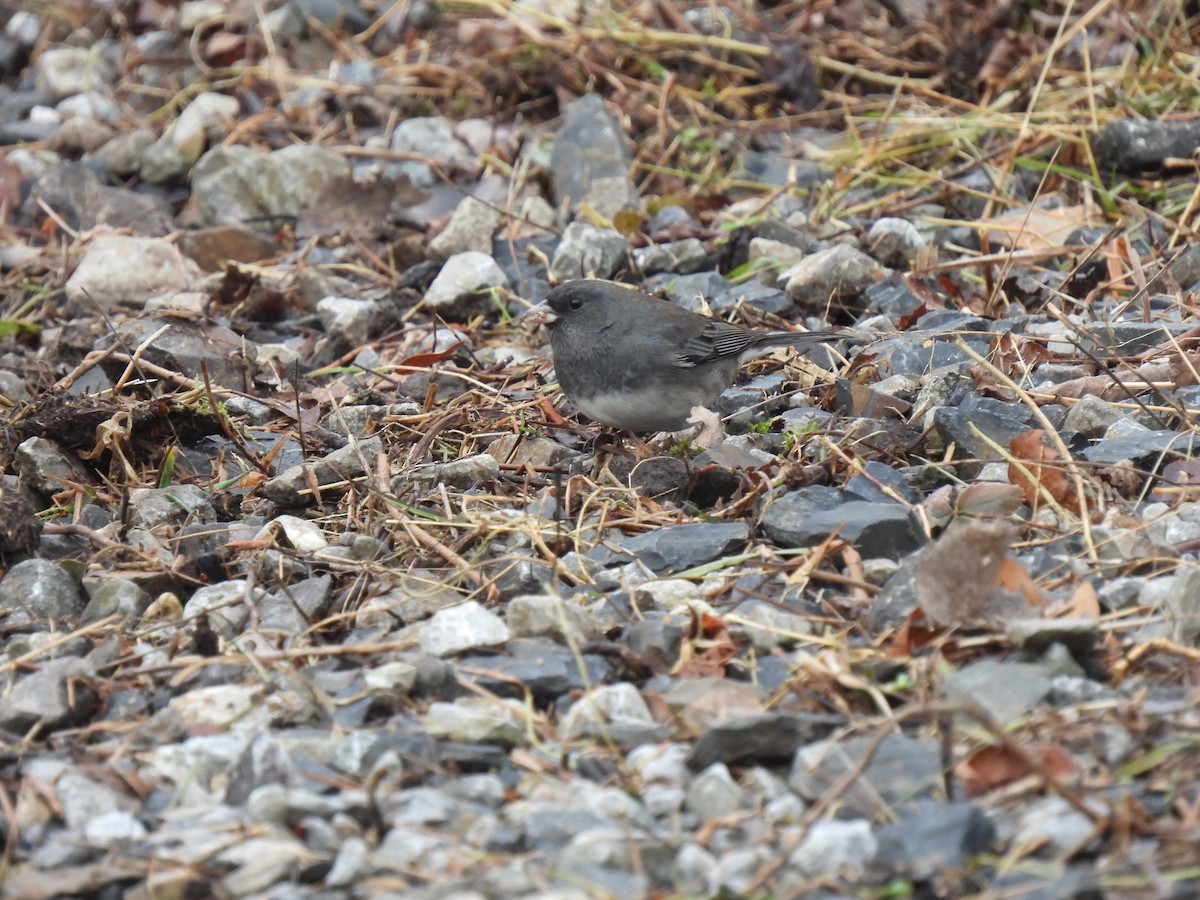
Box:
[844,460,921,504]
[0,558,86,625]
[762,496,925,560]
[942,659,1053,724]
[790,732,943,818]
[95,317,253,391]
[1080,430,1197,466]
[0,658,99,733]
[1093,119,1200,174]
[596,522,751,574]
[686,712,845,770]
[872,801,995,877]
[549,93,634,212]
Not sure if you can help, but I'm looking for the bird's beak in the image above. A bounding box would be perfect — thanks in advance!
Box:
[520,300,557,327]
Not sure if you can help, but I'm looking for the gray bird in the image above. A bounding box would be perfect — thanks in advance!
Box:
[526,280,845,433]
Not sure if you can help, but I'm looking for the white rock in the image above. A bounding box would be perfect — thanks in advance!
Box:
[421,600,509,656]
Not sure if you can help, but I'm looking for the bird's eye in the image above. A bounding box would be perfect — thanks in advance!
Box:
[568,297,583,311]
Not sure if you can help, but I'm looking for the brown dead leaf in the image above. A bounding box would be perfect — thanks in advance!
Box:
[895,301,931,331]
[954,482,1026,519]
[993,556,1046,607]
[887,606,941,657]
[983,205,1095,251]
[956,742,1077,797]
[1099,460,1144,499]
[1009,429,1085,514]
[1058,580,1101,619]
[674,607,738,678]
[401,343,463,368]
[1150,458,1200,504]
[956,744,1032,796]
[914,519,1045,627]
[1167,347,1200,388]
[992,332,1053,378]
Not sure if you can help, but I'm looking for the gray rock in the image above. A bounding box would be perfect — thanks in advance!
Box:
[844,459,921,504]
[82,809,148,845]
[506,593,601,645]
[422,251,508,319]
[458,638,597,703]
[865,217,926,268]
[598,521,750,575]
[217,835,310,897]
[316,296,384,349]
[549,222,629,281]
[416,452,500,489]
[1093,119,1200,174]
[941,659,1053,724]
[784,243,879,310]
[685,763,743,820]
[65,235,200,311]
[1006,617,1099,653]
[707,846,774,897]
[487,433,578,468]
[1098,575,1146,611]
[94,128,157,176]
[363,660,418,702]
[789,818,877,878]
[48,116,114,154]
[429,195,503,258]
[549,93,635,213]
[1009,795,1105,855]
[0,657,98,732]
[1139,567,1200,641]
[423,697,527,747]
[191,144,354,228]
[390,116,477,186]
[762,495,925,560]
[33,47,117,100]
[0,558,86,625]
[931,404,1030,472]
[128,484,216,531]
[13,436,92,496]
[1080,430,1197,466]
[262,435,384,507]
[790,732,943,817]
[185,580,256,640]
[632,238,708,275]
[748,236,807,272]
[873,801,994,878]
[93,316,253,390]
[82,579,152,625]
[144,91,239,182]
[325,835,375,887]
[728,598,813,650]
[420,600,510,656]
[559,683,657,743]
[686,712,843,770]
[1062,394,1128,437]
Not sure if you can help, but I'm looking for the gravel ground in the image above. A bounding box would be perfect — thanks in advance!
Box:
[2,2,1200,898]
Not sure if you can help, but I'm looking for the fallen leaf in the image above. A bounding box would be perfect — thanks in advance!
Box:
[1058,579,1101,619]
[1009,429,1085,514]
[956,742,1077,797]
[983,204,1095,251]
[954,482,1026,518]
[914,518,1041,627]
[888,606,940,657]
[401,343,463,368]
[674,607,738,678]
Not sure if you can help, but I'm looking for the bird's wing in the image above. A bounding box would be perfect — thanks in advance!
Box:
[671,319,757,368]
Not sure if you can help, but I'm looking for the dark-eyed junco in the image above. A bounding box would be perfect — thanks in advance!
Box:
[526,280,844,433]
